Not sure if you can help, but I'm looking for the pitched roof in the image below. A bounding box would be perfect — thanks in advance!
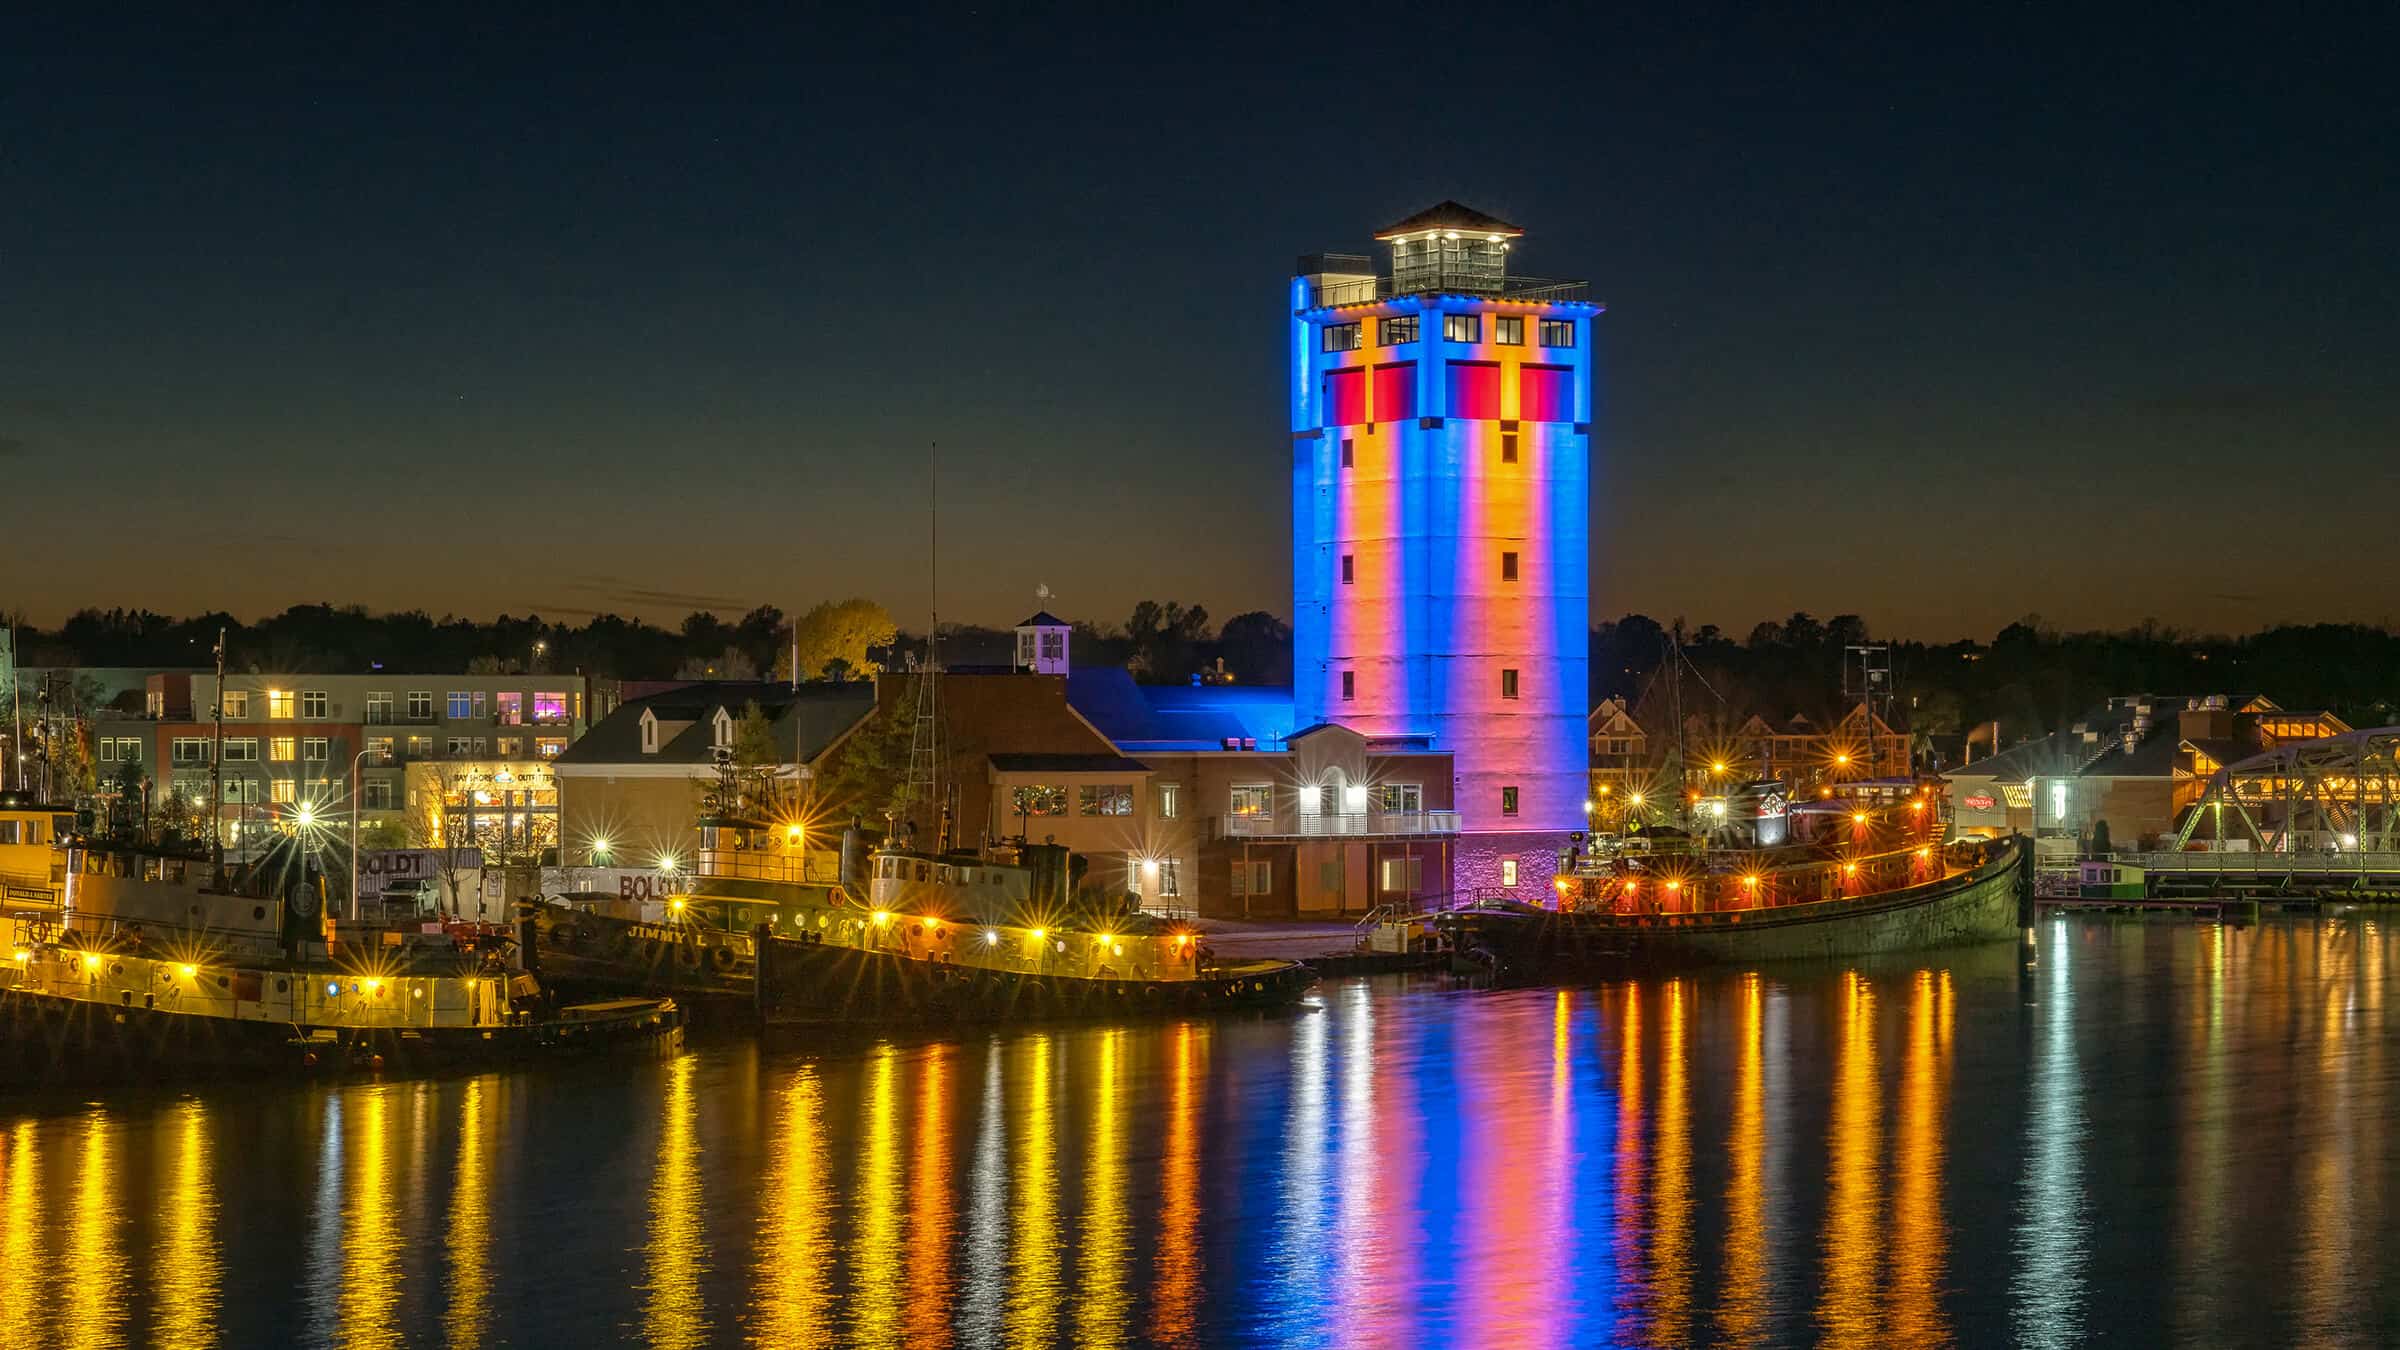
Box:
[556,681,874,767]
[1016,611,1066,628]
[1373,200,1525,241]
[987,753,1152,774]
[1064,668,1296,751]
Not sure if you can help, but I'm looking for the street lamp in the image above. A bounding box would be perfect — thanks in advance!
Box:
[348,745,375,922]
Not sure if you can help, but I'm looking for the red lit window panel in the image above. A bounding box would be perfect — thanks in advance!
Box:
[1373,362,1416,423]
[1445,361,1501,420]
[1324,368,1366,427]
[1520,365,1574,422]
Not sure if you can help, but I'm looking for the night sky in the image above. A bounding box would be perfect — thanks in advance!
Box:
[4,8,2392,639]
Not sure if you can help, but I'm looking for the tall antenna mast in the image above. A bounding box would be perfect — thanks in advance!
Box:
[903,443,945,848]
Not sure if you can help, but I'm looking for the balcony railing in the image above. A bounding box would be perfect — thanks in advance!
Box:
[1215,811,1460,840]
[1307,274,1589,309]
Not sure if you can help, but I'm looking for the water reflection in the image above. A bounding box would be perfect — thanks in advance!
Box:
[2,920,2399,1347]
[66,1112,124,1350]
[2015,923,2089,1348]
[755,1066,830,1347]
[157,1100,221,1349]
[444,1080,490,1350]
[1008,1034,1061,1349]
[1150,1022,1206,1347]
[1717,974,1768,1344]
[642,1052,708,1350]
[1817,971,1881,1347]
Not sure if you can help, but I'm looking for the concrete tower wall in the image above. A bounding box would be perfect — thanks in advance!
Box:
[1291,268,1597,890]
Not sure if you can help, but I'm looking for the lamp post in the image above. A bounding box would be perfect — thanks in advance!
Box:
[348,745,374,921]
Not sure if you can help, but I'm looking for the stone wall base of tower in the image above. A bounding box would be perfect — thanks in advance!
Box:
[1451,829,1579,906]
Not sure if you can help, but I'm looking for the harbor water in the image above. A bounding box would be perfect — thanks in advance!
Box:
[2,915,2396,1347]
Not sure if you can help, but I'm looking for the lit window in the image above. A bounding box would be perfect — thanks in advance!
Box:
[448,737,475,756]
[1501,668,1519,699]
[1322,322,1362,352]
[1077,784,1135,817]
[1157,858,1182,897]
[496,692,523,725]
[447,691,474,719]
[270,778,296,804]
[1495,316,1524,345]
[268,737,296,763]
[1379,857,1424,891]
[1380,315,1419,345]
[301,690,328,719]
[1342,671,1356,701]
[366,737,393,764]
[1538,319,1576,347]
[406,736,432,758]
[1377,783,1422,812]
[496,737,520,757]
[1011,784,1067,817]
[1341,554,1355,585]
[1501,551,1520,582]
[1501,786,1520,816]
[220,690,250,719]
[1157,784,1180,819]
[1501,858,1519,887]
[1230,783,1273,817]
[536,738,566,758]
[1442,313,1481,343]
[534,692,568,723]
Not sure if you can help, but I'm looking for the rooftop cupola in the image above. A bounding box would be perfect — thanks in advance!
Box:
[1376,200,1524,297]
[1014,611,1071,675]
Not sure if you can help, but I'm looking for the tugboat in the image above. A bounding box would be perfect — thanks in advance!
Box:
[1427,792,2028,978]
[0,796,682,1081]
[529,815,1317,1026]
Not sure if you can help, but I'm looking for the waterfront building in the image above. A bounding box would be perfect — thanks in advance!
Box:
[552,681,874,874]
[1290,202,1599,896]
[1943,693,2349,856]
[95,671,603,853]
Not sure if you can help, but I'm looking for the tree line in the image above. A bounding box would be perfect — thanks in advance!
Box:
[17,603,2397,742]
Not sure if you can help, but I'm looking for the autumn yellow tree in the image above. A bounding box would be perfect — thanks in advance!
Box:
[778,599,897,682]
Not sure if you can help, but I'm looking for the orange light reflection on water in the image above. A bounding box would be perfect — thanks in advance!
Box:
[641,1055,708,1350]
[1151,1021,1206,1347]
[1717,974,1767,1344]
[907,1045,957,1350]
[1817,971,1880,1348]
[756,1067,830,1348]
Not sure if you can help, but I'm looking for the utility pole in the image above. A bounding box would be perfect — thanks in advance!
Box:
[1,622,16,792]
[211,627,226,876]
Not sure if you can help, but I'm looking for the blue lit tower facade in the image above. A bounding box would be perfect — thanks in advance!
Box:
[1290,202,1598,896]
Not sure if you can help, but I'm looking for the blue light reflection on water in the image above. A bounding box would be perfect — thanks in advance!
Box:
[2,918,2399,1346]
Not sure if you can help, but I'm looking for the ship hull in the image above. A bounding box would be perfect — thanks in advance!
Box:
[0,985,682,1083]
[1438,841,2028,977]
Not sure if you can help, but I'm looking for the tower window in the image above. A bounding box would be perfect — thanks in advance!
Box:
[1501,668,1520,699]
[1539,319,1576,347]
[1380,315,1419,345]
[1501,859,1520,887]
[1502,786,1521,817]
[1500,551,1520,582]
[1340,438,1354,469]
[1495,316,1524,345]
[1341,671,1356,702]
[1442,314,1482,343]
[1341,554,1355,585]
[1323,322,1362,352]
[1501,432,1518,463]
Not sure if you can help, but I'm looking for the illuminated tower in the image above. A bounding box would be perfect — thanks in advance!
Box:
[1291,202,1598,894]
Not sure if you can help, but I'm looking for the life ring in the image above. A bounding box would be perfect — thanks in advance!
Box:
[708,945,736,973]
[574,923,601,948]
[642,939,664,965]
[676,944,702,969]
[1143,984,1162,1003]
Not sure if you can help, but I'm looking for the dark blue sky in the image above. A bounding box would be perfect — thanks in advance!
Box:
[4,6,2393,638]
